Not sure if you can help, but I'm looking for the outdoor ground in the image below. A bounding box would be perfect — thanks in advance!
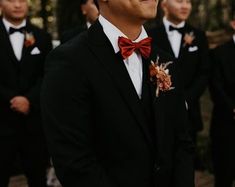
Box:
[8,170,215,187]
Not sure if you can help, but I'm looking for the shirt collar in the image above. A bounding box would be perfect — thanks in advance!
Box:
[98,15,148,53]
[233,34,235,44]
[163,17,185,34]
[2,18,26,33]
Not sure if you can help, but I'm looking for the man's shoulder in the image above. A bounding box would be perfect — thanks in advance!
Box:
[212,39,234,57]
[27,22,49,36]
[185,23,205,37]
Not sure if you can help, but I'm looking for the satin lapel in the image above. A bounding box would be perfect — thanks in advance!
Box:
[158,25,175,58]
[87,21,153,146]
[178,24,193,59]
[178,32,187,59]
[147,45,166,152]
[0,19,19,64]
[20,22,34,63]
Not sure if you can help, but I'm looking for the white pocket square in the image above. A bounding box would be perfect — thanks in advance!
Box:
[30,47,41,55]
[188,46,198,52]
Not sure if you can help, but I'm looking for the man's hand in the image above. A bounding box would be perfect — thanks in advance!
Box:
[10,96,30,115]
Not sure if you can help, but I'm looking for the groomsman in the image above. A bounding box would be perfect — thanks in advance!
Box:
[209,18,235,187]
[0,0,52,186]
[148,0,210,169]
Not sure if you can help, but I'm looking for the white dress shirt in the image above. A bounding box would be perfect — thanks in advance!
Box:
[163,17,185,58]
[3,18,26,61]
[99,15,148,99]
[233,34,235,44]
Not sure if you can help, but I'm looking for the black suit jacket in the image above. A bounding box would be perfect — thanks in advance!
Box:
[41,21,194,187]
[0,18,52,135]
[148,22,210,132]
[209,40,235,133]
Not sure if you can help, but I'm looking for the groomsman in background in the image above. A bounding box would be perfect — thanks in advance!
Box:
[148,0,210,170]
[209,16,235,187]
[0,0,52,186]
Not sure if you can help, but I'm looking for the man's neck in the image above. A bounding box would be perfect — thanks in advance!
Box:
[3,16,25,27]
[101,13,143,40]
[165,16,185,26]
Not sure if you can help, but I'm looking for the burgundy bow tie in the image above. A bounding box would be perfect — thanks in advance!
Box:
[118,36,152,59]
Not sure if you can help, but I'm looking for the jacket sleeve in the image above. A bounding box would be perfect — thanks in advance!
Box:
[41,47,117,187]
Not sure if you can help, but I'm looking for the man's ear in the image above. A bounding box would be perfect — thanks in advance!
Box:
[230,20,235,30]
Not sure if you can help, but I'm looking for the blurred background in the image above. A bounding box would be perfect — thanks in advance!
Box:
[28,0,235,45]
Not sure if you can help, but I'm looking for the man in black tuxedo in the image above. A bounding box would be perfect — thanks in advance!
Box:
[209,19,235,187]
[148,0,210,170]
[41,0,194,187]
[0,0,52,186]
[60,0,99,43]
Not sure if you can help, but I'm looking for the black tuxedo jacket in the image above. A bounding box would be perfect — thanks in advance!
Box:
[209,40,235,132]
[0,18,52,135]
[148,23,210,132]
[41,21,194,187]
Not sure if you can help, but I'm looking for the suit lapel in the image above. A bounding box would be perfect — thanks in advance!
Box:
[148,46,168,153]
[20,22,34,63]
[158,25,175,58]
[178,24,194,59]
[178,34,186,59]
[87,21,154,146]
[0,19,19,64]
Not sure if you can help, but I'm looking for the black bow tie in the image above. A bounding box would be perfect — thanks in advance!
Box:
[169,25,185,34]
[9,26,26,35]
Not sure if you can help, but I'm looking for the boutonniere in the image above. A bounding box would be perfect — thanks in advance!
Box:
[24,32,36,47]
[149,56,174,97]
[183,31,195,47]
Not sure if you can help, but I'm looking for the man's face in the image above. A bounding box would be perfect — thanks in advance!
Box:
[81,0,99,23]
[0,0,28,23]
[102,0,158,24]
[230,19,235,31]
[162,0,192,24]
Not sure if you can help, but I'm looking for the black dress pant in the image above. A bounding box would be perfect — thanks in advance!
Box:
[0,130,48,187]
[211,124,235,187]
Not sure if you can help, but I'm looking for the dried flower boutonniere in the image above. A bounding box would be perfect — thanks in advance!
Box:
[183,31,195,47]
[149,56,174,97]
[24,32,36,47]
